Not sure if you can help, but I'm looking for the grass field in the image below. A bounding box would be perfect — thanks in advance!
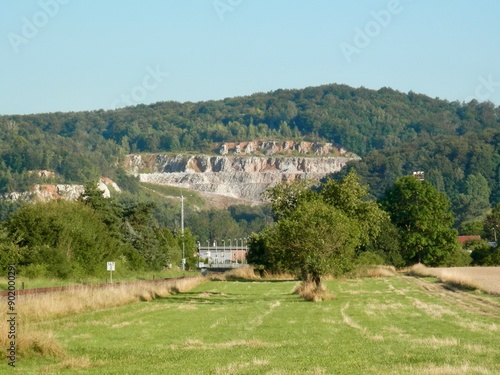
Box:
[5,273,500,374]
[0,269,200,291]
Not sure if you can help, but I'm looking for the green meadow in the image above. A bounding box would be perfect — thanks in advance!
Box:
[8,275,500,374]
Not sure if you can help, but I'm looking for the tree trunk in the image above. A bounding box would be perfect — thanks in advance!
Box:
[312,274,321,288]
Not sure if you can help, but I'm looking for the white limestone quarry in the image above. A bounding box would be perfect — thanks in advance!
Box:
[126,153,360,202]
[3,178,121,202]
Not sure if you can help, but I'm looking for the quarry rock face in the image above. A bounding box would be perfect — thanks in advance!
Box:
[126,153,360,202]
[217,141,348,156]
[3,178,121,202]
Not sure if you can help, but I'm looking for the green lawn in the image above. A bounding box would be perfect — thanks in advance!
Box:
[10,276,500,374]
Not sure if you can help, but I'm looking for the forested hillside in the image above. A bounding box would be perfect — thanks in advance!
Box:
[1,83,500,227]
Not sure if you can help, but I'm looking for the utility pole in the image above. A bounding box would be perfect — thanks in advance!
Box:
[181,194,185,271]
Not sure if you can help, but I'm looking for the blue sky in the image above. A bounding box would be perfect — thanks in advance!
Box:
[1,0,499,115]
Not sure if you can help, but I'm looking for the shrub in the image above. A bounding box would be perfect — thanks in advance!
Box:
[292,281,335,302]
[19,263,48,279]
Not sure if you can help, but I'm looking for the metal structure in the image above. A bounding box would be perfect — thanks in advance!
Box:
[197,238,249,269]
[412,171,425,181]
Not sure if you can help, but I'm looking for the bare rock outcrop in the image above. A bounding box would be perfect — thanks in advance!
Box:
[217,140,348,156]
[126,154,360,202]
[3,178,121,202]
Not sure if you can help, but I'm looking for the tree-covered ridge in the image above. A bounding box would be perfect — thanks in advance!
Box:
[1,83,500,227]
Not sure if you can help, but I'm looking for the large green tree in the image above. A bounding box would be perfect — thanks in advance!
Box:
[381,176,460,266]
[319,171,388,250]
[250,173,387,283]
[272,199,360,285]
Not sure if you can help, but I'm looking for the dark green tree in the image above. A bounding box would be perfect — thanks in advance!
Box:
[271,199,360,285]
[483,203,500,242]
[121,202,167,270]
[4,200,122,278]
[264,179,317,221]
[319,171,388,250]
[381,176,460,266]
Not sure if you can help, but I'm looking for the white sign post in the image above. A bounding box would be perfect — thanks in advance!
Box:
[107,262,115,283]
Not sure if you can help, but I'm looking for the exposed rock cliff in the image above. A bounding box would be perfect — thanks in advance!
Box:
[3,178,121,202]
[125,153,359,202]
[217,140,348,156]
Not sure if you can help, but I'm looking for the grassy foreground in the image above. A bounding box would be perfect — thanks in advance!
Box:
[5,274,500,374]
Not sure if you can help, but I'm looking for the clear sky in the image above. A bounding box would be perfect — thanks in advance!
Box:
[1,0,499,115]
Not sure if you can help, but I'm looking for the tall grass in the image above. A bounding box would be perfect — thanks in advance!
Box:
[0,277,207,360]
[218,266,261,281]
[210,266,295,281]
[0,269,200,290]
[355,265,397,278]
[406,264,496,294]
[17,277,205,323]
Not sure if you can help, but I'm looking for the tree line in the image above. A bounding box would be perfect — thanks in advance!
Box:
[248,172,500,284]
[0,181,272,278]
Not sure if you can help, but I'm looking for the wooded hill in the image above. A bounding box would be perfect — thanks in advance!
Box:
[1,83,499,228]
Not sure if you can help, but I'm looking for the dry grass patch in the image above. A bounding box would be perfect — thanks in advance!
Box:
[214,358,271,375]
[456,319,498,333]
[224,265,261,281]
[292,281,335,302]
[407,264,500,295]
[111,321,132,328]
[177,303,198,310]
[210,266,296,282]
[261,271,296,280]
[356,265,397,278]
[439,270,481,290]
[365,302,404,316]
[406,263,436,277]
[0,326,65,359]
[17,276,206,323]
[411,298,457,318]
[340,302,364,331]
[41,356,106,372]
[398,363,491,375]
[171,338,281,351]
[413,336,459,348]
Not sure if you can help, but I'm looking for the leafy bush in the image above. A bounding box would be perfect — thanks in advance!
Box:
[19,263,48,279]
